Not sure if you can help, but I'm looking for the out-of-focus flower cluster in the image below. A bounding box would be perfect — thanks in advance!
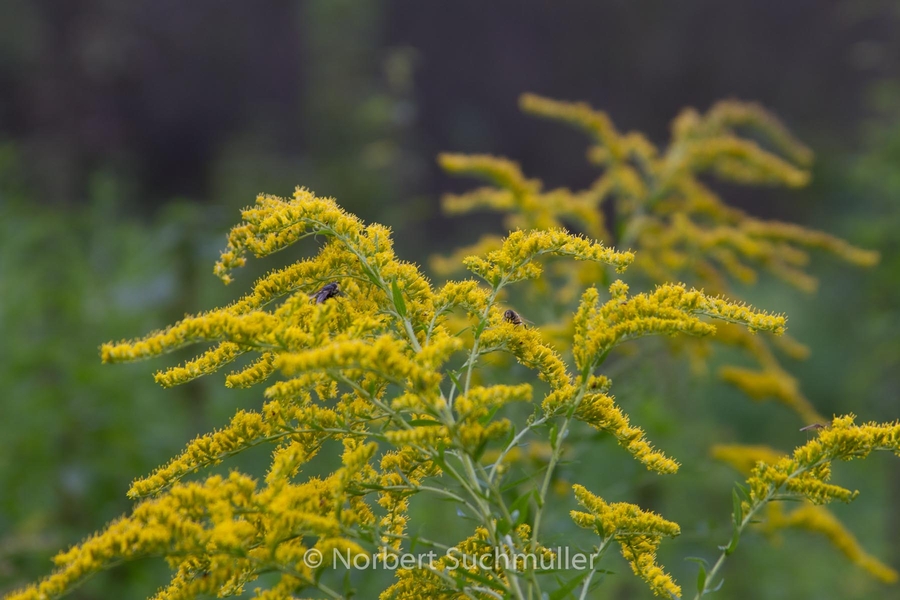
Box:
[712,415,900,584]
[436,93,878,424]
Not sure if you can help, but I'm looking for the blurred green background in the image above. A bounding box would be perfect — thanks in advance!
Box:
[1,1,899,598]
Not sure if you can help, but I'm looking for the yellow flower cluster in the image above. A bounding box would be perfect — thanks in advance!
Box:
[214,189,366,284]
[712,441,899,583]
[275,335,443,392]
[454,383,533,419]
[225,352,275,388]
[710,443,784,475]
[436,93,877,424]
[463,228,633,286]
[379,523,557,599]
[6,472,364,600]
[376,447,440,551]
[381,527,506,599]
[766,504,898,584]
[439,153,608,237]
[571,484,681,598]
[9,174,887,600]
[569,389,679,474]
[127,396,352,499]
[746,415,900,506]
[572,281,784,373]
[719,365,823,424]
[519,94,628,161]
[480,315,571,389]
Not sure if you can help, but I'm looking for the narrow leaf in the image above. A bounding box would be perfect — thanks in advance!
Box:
[391,279,407,318]
[549,573,588,600]
[407,419,444,427]
[474,318,488,338]
[686,557,709,594]
[732,488,743,527]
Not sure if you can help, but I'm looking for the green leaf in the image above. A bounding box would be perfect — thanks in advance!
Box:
[478,404,502,426]
[451,566,503,592]
[723,488,743,555]
[509,490,536,525]
[391,279,407,318]
[474,318,488,338]
[724,530,741,556]
[430,449,450,474]
[407,419,444,428]
[359,263,381,287]
[447,370,462,390]
[452,325,473,338]
[732,488,744,528]
[471,438,490,462]
[685,557,709,594]
[341,570,355,597]
[500,472,540,493]
[549,573,588,600]
[497,516,511,535]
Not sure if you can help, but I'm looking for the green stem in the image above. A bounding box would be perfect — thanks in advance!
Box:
[460,286,502,398]
[443,453,525,600]
[531,380,589,548]
[488,414,550,483]
[577,537,613,600]
[693,460,824,599]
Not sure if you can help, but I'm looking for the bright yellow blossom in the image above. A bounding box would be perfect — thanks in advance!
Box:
[8,93,891,600]
[713,440,899,584]
[747,415,900,506]
[571,484,681,598]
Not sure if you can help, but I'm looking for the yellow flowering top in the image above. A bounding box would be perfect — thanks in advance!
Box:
[436,93,877,424]
[746,415,900,506]
[711,416,900,585]
[7,99,892,600]
[571,484,681,598]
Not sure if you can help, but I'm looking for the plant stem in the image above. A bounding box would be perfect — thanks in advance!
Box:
[530,380,589,547]
[488,414,550,483]
[577,537,613,600]
[693,461,822,598]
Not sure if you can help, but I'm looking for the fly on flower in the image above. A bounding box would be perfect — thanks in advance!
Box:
[310,282,344,304]
[503,309,529,327]
[799,423,826,432]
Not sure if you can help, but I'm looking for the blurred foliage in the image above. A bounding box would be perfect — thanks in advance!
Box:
[0,144,247,597]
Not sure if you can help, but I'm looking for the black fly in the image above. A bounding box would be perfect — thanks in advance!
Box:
[310,282,344,304]
[504,309,525,327]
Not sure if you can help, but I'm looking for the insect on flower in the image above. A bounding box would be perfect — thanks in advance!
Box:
[799,423,826,432]
[503,309,526,327]
[310,281,344,304]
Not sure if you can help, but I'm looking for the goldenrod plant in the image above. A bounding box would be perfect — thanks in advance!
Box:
[6,99,895,600]
[437,94,879,425]
[712,440,899,586]
[434,95,893,596]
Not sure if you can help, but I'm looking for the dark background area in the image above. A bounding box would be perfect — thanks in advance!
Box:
[3,2,897,227]
[1,1,899,599]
